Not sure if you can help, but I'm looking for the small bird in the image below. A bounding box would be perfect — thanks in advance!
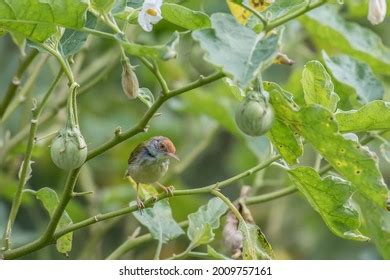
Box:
[126,136,179,209]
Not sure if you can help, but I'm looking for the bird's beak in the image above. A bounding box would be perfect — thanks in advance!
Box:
[167,153,180,161]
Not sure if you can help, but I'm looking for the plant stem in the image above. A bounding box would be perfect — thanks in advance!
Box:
[264,0,328,32]
[0,49,39,119]
[237,2,267,27]
[153,239,163,260]
[1,70,64,251]
[167,246,192,260]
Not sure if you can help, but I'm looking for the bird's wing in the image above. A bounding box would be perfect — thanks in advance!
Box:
[128,142,145,164]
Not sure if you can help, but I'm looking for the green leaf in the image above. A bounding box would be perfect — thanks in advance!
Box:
[322,51,384,105]
[138,88,155,108]
[35,187,73,254]
[356,195,390,259]
[207,245,231,260]
[91,0,115,12]
[161,3,211,30]
[0,0,89,42]
[122,31,179,60]
[60,12,97,57]
[192,13,280,88]
[267,119,302,165]
[301,60,339,112]
[288,167,368,241]
[187,197,228,247]
[265,82,388,208]
[302,5,390,75]
[133,199,184,244]
[240,222,274,260]
[262,0,306,21]
[336,101,390,133]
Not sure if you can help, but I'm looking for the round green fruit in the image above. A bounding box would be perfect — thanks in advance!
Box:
[235,92,274,136]
[50,127,88,170]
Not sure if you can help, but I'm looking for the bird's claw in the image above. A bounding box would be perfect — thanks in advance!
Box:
[136,197,145,212]
[163,185,175,196]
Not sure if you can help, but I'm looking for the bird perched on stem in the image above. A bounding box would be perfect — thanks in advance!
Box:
[126,136,179,209]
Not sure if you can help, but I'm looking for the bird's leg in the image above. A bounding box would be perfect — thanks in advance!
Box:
[136,182,145,210]
[155,182,175,196]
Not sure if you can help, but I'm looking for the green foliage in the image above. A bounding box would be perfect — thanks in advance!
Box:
[187,197,228,248]
[35,188,73,254]
[336,101,390,133]
[0,0,89,42]
[240,222,274,260]
[302,5,390,75]
[133,199,184,244]
[161,3,211,30]
[301,60,339,112]
[193,13,280,88]
[288,167,368,241]
[322,51,384,105]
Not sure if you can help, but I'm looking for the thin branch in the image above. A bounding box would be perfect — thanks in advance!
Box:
[1,70,64,251]
[0,49,39,119]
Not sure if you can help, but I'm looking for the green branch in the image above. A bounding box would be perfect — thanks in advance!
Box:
[0,49,38,119]
[1,71,64,252]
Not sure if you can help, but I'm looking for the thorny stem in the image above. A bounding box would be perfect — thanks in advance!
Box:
[1,71,64,251]
[0,49,39,119]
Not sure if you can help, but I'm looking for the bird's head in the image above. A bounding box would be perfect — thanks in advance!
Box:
[148,136,179,161]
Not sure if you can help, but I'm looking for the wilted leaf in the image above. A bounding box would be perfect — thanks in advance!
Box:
[302,5,390,75]
[187,197,228,247]
[322,51,384,105]
[162,3,211,30]
[0,0,89,42]
[301,60,339,112]
[226,0,271,25]
[288,167,368,241]
[192,13,280,88]
[138,88,155,108]
[133,199,184,244]
[240,222,274,260]
[35,187,73,254]
[336,101,390,133]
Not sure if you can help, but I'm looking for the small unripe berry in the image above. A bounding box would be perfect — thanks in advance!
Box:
[235,91,274,136]
[50,127,87,170]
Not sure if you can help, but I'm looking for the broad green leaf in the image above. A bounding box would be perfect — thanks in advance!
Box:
[60,12,97,57]
[138,88,155,108]
[187,197,228,247]
[336,101,390,133]
[302,5,390,75]
[265,82,388,208]
[35,187,73,254]
[322,51,384,105]
[262,0,306,21]
[301,60,339,112]
[223,78,245,101]
[0,0,89,42]
[133,199,184,243]
[91,0,115,12]
[267,119,302,165]
[122,31,179,60]
[356,195,390,259]
[192,13,280,88]
[240,222,274,260]
[288,167,368,241]
[161,3,211,30]
[207,245,231,260]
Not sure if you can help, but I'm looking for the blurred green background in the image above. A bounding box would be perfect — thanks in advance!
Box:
[1,0,389,259]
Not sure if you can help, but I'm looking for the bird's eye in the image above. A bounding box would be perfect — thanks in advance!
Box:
[159,143,166,151]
